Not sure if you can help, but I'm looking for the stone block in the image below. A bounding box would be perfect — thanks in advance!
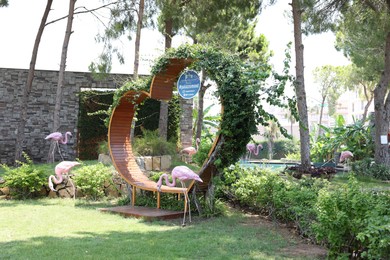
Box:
[160,155,171,170]
[105,184,120,198]
[144,156,153,171]
[153,156,161,171]
[0,186,9,195]
[135,156,145,170]
[48,190,57,198]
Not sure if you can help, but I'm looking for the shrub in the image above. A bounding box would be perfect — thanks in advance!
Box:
[73,163,112,200]
[232,167,284,211]
[284,152,300,161]
[313,175,389,259]
[311,117,374,163]
[272,177,329,238]
[0,153,47,199]
[351,158,390,181]
[357,192,390,259]
[218,164,390,259]
[133,129,176,156]
[97,140,109,155]
[192,139,213,167]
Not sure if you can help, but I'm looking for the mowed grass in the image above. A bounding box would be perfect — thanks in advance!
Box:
[0,199,323,260]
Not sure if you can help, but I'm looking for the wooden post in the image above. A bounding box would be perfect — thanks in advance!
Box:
[157,192,161,209]
[132,186,136,206]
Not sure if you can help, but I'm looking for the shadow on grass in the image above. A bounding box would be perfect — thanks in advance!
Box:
[0,223,321,260]
[0,199,328,259]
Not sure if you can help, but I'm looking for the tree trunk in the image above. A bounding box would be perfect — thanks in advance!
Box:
[14,0,53,163]
[374,32,390,165]
[361,84,373,122]
[133,0,144,80]
[268,139,273,160]
[362,96,373,122]
[195,70,208,141]
[158,17,174,140]
[292,0,311,169]
[317,95,326,138]
[48,0,76,163]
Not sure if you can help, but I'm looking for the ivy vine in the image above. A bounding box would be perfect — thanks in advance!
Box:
[108,44,297,171]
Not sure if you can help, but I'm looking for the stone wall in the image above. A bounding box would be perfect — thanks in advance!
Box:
[0,68,131,165]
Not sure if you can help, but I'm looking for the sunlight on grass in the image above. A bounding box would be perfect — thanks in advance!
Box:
[0,198,324,259]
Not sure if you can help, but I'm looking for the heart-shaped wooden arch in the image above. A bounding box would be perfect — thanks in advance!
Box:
[108,58,220,208]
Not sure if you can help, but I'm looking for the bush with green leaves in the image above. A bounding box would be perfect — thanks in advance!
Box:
[97,140,109,155]
[356,192,390,259]
[284,152,300,161]
[313,175,390,259]
[311,116,374,162]
[73,163,112,200]
[133,129,177,156]
[192,138,213,167]
[229,165,327,237]
[218,165,389,259]
[351,158,390,181]
[0,153,47,199]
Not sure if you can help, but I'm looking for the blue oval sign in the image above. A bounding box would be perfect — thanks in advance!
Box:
[177,70,201,99]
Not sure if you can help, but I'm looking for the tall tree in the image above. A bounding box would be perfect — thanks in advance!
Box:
[133,0,144,80]
[264,120,280,160]
[313,65,343,136]
[90,0,155,80]
[0,0,8,7]
[338,64,376,122]
[156,0,265,146]
[311,0,390,165]
[291,0,311,170]
[14,0,53,162]
[47,0,77,162]
[155,0,181,140]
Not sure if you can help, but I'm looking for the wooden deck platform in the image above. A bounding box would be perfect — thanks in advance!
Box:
[98,206,184,221]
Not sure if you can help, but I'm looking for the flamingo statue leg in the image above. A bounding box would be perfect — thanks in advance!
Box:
[180,180,191,226]
[156,166,203,226]
[247,151,252,162]
[56,141,64,161]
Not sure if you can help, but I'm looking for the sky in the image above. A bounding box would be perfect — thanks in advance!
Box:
[0,1,350,104]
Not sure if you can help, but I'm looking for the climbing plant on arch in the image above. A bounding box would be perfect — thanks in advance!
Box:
[108,44,296,206]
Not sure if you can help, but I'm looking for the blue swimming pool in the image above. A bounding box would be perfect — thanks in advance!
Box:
[239,160,298,171]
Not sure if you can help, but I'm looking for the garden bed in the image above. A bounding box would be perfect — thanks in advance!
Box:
[283,164,337,180]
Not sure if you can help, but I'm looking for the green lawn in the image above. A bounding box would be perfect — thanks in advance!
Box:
[0,198,326,260]
[332,172,390,190]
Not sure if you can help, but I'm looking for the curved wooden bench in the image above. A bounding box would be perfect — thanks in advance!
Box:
[108,58,219,209]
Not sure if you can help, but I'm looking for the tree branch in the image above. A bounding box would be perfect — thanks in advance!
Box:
[45,1,118,26]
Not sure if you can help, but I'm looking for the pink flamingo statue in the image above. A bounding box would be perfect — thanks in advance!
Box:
[157,166,203,226]
[180,138,201,163]
[246,143,263,161]
[48,161,80,195]
[45,131,72,161]
[339,151,353,163]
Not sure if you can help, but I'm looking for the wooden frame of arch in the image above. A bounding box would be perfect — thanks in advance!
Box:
[108,58,220,209]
